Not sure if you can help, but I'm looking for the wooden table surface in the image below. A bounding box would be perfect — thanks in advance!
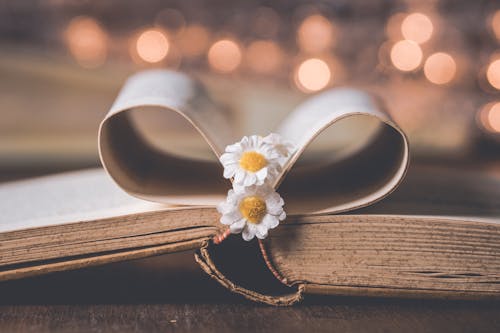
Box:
[1,252,500,333]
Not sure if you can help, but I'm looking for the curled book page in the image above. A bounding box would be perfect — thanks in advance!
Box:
[99,70,409,214]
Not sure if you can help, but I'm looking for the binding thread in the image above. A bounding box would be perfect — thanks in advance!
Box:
[258,239,290,286]
[213,228,231,245]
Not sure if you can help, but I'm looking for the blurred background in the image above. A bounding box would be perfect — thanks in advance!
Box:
[0,0,500,181]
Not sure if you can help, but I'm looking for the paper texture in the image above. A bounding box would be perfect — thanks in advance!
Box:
[0,169,165,233]
[99,70,409,214]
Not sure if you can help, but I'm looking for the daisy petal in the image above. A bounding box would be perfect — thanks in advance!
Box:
[226,209,241,220]
[230,219,246,234]
[223,164,237,178]
[225,143,242,153]
[266,201,283,215]
[255,167,268,181]
[234,169,245,184]
[226,189,240,204]
[243,173,256,186]
[254,177,265,186]
[220,153,238,165]
[242,224,256,241]
[262,133,280,144]
[266,192,283,207]
[232,183,247,194]
[221,211,240,225]
[217,201,232,214]
[251,135,261,148]
[263,133,295,157]
[255,184,273,197]
[262,214,280,229]
[256,223,269,239]
[240,136,249,149]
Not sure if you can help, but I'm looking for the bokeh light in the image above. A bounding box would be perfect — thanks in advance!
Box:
[487,103,500,133]
[178,24,210,58]
[486,59,500,90]
[492,10,500,41]
[479,102,500,133]
[246,40,283,74]
[208,39,242,73]
[294,58,331,93]
[297,15,335,54]
[135,29,169,63]
[424,52,456,85]
[401,13,434,44]
[64,16,108,68]
[390,40,423,72]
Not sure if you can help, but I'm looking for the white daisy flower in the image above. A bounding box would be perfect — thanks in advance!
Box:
[262,133,295,166]
[219,135,284,187]
[217,184,286,241]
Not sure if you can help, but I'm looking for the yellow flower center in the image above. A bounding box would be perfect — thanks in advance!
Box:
[239,196,267,224]
[239,151,267,172]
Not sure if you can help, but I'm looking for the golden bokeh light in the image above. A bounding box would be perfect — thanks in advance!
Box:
[390,40,423,72]
[135,29,169,63]
[486,59,500,90]
[424,52,456,85]
[208,39,242,73]
[64,16,108,68]
[294,58,331,93]
[401,13,434,44]
[178,24,210,58]
[479,102,500,133]
[297,15,335,53]
[246,40,283,74]
[492,10,500,41]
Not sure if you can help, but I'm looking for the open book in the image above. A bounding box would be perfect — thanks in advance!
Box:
[1,70,499,305]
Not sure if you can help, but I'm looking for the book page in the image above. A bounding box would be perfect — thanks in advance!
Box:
[0,169,166,233]
[99,70,235,205]
[99,70,409,214]
[275,89,408,214]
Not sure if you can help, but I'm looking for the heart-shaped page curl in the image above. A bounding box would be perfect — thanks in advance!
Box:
[99,70,409,215]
